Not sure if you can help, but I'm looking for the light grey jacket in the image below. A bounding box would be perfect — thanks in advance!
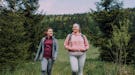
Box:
[34,36,58,61]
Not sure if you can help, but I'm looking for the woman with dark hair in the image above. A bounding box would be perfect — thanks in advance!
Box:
[64,23,89,75]
[34,27,58,75]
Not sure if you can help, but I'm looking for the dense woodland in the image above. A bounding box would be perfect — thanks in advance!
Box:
[0,0,135,70]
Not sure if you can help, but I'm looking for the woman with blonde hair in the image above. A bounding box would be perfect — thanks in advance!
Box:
[64,23,89,75]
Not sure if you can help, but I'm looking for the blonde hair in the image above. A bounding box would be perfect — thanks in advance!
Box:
[73,23,81,32]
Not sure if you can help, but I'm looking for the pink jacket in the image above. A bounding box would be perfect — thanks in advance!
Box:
[64,33,89,51]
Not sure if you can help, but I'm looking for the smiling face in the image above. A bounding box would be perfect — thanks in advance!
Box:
[72,23,80,33]
[46,28,53,36]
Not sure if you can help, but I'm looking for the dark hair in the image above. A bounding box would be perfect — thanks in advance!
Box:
[44,27,53,36]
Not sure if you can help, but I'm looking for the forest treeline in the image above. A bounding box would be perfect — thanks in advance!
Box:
[0,0,135,70]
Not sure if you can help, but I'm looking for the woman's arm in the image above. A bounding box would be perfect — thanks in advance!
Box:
[34,39,42,61]
[84,35,89,50]
[53,39,58,60]
[64,34,71,50]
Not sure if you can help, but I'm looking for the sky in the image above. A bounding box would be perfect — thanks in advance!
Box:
[37,0,135,15]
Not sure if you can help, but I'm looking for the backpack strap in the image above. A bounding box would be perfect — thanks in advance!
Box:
[81,34,85,40]
[81,34,86,44]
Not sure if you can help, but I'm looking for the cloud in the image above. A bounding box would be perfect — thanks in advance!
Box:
[38,0,56,13]
[37,0,135,15]
[37,0,100,15]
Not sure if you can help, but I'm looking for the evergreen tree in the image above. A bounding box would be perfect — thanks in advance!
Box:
[106,16,131,64]
[93,0,134,64]
[4,0,44,59]
[0,11,29,70]
[0,0,43,70]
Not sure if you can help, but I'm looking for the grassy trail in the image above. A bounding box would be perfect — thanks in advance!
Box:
[1,39,135,75]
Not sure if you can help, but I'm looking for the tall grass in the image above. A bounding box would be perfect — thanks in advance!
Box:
[0,39,135,75]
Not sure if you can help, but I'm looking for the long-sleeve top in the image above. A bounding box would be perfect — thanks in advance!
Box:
[64,33,89,51]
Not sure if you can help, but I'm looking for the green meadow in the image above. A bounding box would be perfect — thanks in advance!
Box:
[1,40,135,75]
